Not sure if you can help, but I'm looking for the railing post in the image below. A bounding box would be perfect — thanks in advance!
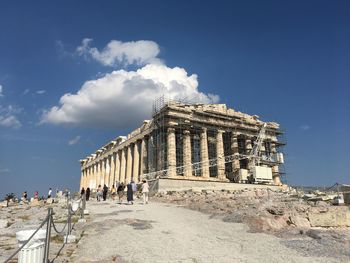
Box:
[81,194,86,219]
[43,208,52,263]
[68,204,72,236]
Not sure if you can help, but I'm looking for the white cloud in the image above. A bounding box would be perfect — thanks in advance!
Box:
[68,135,81,145]
[300,124,311,131]
[76,38,161,66]
[41,63,219,128]
[36,90,46,95]
[0,168,10,174]
[22,89,30,95]
[0,105,22,129]
[0,85,4,97]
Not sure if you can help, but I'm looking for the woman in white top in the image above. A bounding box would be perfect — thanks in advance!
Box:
[141,180,149,204]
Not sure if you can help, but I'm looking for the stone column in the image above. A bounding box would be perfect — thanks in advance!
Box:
[83,169,87,189]
[231,132,240,172]
[96,162,101,187]
[246,138,252,154]
[87,166,92,189]
[216,130,226,180]
[115,151,121,183]
[126,145,133,183]
[109,154,115,187]
[133,141,140,182]
[94,163,98,188]
[200,128,210,178]
[167,128,176,177]
[101,158,106,186]
[92,163,96,189]
[105,157,110,186]
[140,137,148,176]
[272,166,282,185]
[270,143,281,185]
[80,169,84,190]
[120,148,126,183]
[183,130,192,177]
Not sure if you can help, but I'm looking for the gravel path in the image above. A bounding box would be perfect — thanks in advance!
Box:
[70,200,341,263]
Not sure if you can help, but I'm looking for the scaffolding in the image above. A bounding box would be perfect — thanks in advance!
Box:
[143,96,286,184]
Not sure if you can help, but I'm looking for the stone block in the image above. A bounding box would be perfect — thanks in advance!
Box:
[309,210,350,227]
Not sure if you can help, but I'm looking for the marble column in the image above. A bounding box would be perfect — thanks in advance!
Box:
[216,130,226,180]
[231,132,240,172]
[115,151,121,183]
[101,159,106,186]
[200,128,210,178]
[109,154,115,187]
[80,170,84,190]
[133,141,140,182]
[183,130,192,177]
[126,145,133,183]
[246,138,252,154]
[270,142,281,185]
[92,164,96,189]
[167,128,176,177]
[120,148,126,183]
[105,158,110,186]
[83,169,87,189]
[96,162,101,187]
[87,166,92,189]
[140,137,148,175]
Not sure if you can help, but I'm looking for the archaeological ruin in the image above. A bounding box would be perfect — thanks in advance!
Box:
[79,100,285,190]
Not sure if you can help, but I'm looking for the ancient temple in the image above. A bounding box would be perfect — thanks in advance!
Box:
[79,101,285,190]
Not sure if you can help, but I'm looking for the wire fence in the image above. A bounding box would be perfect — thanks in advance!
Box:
[3,194,86,263]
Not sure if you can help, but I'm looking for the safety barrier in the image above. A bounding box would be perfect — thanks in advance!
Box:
[3,194,86,263]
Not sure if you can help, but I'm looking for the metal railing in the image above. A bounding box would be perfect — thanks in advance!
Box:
[3,194,86,263]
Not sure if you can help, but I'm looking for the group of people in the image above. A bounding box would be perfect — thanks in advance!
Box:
[80,180,150,205]
[80,187,91,201]
[20,187,64,203]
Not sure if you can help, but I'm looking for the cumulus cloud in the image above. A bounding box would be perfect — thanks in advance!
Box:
[300,124,311,131]
[22,89,30,95]
[0,168,10,174]
[76,38,161,66]
[0,85,3,97]
[36,90,46,95]
[68,135,81,145]
[0,105,21,129]
[41,63,219,128]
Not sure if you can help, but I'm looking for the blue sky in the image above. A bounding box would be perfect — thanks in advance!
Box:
[0,1,349,198]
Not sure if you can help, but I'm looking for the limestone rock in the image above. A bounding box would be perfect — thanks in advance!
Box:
[309,209,350,227]
[289,215,310,228]
[0,219,8,229]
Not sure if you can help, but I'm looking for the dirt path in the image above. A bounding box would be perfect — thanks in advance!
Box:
[70,200,339,263]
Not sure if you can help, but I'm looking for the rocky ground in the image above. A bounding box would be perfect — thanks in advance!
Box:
[153,188,350,261]
[0,188,349,262]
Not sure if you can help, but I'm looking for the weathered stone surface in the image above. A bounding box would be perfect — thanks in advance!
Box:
[0,220,8,229]
[289,215,310,228]
[309,209,350,227]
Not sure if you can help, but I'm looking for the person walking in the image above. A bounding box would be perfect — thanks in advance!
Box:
[47,188,52,199]
[127,182,134,204]
[97,185,102,202]
[86,187,90,201]
[117,182,125,204]
[34,191,39,200]
[80,187,85,198]
[141,180,149,205]
[103,184,108,201]
[131,180,137,199]
[111,184,116,200]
